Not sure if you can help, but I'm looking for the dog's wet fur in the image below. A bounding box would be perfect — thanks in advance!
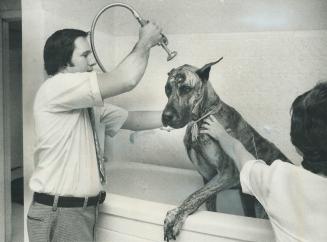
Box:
[162,58,291,241]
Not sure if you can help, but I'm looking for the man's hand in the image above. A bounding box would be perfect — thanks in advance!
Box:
[137,20,163,50]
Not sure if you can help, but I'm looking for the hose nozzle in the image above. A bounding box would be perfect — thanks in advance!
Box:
[136,16,177,61]
[90,3,177,72]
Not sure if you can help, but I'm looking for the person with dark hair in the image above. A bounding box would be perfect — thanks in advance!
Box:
[200,82,327,241]
[43,29,89,76]
[290,82,327,175]
[27,22,163,242]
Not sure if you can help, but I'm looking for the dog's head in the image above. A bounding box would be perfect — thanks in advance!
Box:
[162,58,223,128]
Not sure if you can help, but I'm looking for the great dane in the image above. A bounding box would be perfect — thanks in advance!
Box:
[161,58,291,241]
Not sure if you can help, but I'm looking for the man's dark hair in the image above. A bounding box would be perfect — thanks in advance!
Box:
[43,29,88,75]
[290,81,327,175]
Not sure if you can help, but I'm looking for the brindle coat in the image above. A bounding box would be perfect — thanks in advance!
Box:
[161,58,291,241]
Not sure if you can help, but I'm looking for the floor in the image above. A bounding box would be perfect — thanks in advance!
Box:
[12,202,24,242]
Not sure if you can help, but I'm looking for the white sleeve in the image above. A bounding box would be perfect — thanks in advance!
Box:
[99,102,128,137]
[44,72,103,111]
[240,159,275,207]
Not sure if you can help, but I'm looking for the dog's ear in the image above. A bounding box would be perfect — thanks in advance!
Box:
[167,68,175,76]
[196,57,223,82]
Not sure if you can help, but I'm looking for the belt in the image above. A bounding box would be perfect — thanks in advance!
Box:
[33,191,106,208]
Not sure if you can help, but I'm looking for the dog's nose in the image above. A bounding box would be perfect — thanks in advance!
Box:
[162,110,174,126]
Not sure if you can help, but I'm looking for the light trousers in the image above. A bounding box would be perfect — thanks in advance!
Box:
[27,201,98,242]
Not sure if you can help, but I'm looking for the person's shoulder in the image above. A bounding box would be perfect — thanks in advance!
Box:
[243,159,291,172]
[271,160,327,185]
[34,75,55,99]
[269,160,297,177]
[43,72,97,90]
[242,159,268,172]
[243,159,291,184]
[271,159,292,169]
[47,71,96,81]
[34,72,94,102]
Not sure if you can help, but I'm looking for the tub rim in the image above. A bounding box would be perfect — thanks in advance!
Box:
[99,193,275,241]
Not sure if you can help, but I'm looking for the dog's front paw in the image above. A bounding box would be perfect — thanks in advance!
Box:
[164,207,187,241]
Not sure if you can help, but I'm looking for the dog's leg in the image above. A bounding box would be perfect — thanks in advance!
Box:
[254,201,268,219]
[202,178,217,211]
[240,193,268,219]
[205,195,217,211]
[239,191,256,217]
[164,172,239,241]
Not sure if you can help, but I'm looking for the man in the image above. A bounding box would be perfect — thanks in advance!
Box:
[200,82,327,241]
[27,21,163,242]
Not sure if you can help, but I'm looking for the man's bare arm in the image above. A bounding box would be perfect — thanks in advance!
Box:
[122,111,162,131]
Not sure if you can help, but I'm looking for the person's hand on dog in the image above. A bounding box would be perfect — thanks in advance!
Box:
[200,115,231,140]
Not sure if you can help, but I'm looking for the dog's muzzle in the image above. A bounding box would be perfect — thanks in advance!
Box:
[162,107,185,128]
[162,108,190,129]
[162,109,174,127]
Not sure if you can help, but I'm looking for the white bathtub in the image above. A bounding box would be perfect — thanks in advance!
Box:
[96,161,275,242]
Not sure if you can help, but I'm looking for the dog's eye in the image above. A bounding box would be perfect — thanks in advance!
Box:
[179,86,192,95]
[165,85,172,97]
[175,74,185,82]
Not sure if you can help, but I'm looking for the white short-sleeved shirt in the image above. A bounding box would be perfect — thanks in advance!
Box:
[29,72,128,197]
[240,159,327,242]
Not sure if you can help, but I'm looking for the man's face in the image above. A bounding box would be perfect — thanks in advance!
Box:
[66,36,95,73]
